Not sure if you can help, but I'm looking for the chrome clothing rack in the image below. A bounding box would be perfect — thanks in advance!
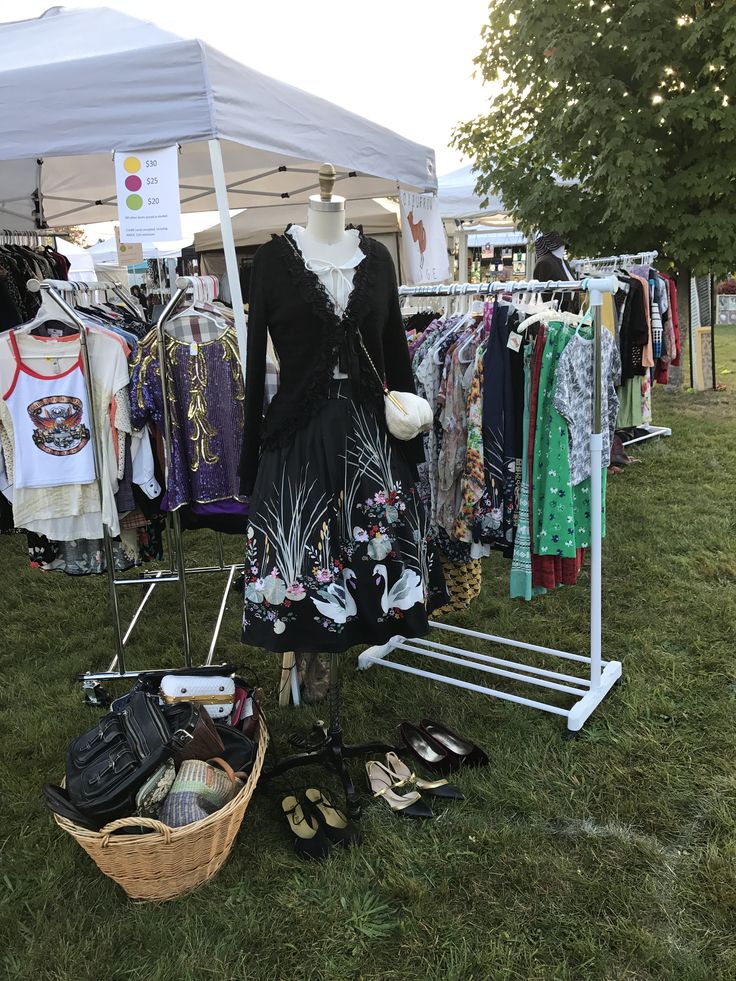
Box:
[24,278,245,700]
[358,276,622,733]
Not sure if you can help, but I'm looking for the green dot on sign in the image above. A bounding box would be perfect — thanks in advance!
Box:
[126,194,143,211]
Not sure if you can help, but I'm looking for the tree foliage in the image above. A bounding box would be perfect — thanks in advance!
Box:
[453,0,736,274]
[55,225,88,247]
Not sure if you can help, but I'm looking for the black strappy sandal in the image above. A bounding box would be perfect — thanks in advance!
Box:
[304,788,362,847]
[281,794,331,860]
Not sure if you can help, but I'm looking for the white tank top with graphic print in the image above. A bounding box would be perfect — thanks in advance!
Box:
[3,331,96,490]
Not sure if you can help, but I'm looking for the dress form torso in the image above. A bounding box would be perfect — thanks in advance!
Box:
[289,199,365,379]
[552,244,574,281]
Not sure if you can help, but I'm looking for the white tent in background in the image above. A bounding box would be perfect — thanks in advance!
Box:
[437,165,529,279]
[438,165,508,222]
[88,236,192,266]
[194,199,399,251]
[193,198,402,280]
[0,6,436,364]
[54,237,97,283]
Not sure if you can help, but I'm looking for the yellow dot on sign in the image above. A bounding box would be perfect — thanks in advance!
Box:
[120,244,127,252]
[124,156,141,174]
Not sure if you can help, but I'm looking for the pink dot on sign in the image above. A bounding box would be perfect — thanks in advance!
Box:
[125,175,142,191]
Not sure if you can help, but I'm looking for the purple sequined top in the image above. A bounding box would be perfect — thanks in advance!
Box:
[129,328,246,511]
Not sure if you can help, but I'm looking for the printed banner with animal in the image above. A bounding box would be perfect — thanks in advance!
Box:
[399,191,450,285]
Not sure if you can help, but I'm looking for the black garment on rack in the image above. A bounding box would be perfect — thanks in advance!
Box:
[0,245,70,327]
[403,310,437,336]
[617,275,649,381]
[533,253,580,314]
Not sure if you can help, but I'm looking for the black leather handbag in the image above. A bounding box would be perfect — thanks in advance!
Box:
[64,692,198,826]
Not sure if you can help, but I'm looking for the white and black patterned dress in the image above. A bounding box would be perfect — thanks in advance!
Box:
[241,229,447,654]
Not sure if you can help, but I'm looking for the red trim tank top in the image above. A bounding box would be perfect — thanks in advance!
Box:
[3,331,96,489]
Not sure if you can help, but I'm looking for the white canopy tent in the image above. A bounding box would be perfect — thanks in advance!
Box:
[89,236,192,266]
[438,165,508,223]
[437,165,530,279]
[194,199,400,251]
[0,6,437,364]
[54,236,97,283]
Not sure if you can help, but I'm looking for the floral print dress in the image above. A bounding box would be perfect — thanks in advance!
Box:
[242,383,447,653]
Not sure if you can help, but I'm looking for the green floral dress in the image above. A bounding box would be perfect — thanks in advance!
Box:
[532,322,606,559]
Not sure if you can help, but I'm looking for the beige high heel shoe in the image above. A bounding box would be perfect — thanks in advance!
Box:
[384,752,465,801]
[365,761,433,819]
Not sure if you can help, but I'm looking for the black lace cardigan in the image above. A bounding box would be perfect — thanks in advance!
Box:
[238,229,423,495]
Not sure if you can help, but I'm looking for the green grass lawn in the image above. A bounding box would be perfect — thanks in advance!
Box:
[1,330,735,981]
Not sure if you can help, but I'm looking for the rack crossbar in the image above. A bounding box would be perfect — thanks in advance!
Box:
[426,620,593,664]
[360,654,572,717]
[407,635,593,686]
[394,642,589,696]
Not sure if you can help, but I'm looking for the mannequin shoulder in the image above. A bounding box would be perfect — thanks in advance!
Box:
[361,235,394,269]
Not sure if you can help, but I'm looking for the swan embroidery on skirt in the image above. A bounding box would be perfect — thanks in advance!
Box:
[242,398,447,652]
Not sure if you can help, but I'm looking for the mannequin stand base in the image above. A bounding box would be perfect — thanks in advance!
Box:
[261,653,396,820]
[263,724,396,821]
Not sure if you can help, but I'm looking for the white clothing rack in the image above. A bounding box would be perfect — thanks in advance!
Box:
[572,251,659,272]
[358,276,622,733]
[571,252,672,447]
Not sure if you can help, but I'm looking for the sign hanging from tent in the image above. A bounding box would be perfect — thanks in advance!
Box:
[114,227,143,265]
[114,146,182,242]
[399,191,449,285]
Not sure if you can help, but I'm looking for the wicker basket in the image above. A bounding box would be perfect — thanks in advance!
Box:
[53,717,268,902]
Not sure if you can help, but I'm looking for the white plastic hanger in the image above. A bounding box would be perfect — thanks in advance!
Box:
[164,290,228,341]
[14,290,79,334]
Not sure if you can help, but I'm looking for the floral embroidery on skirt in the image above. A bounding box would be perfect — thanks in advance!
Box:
[242,385,447,654]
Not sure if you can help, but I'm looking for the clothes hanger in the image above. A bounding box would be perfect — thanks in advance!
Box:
[164,289,227,341]
[14,290,80,335]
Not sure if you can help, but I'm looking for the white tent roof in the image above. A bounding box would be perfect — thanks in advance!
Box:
[194,200,400,252]
[89,235,191,265]
[467,228,527,248]
[0,7,436,228]
[438,165,507,221]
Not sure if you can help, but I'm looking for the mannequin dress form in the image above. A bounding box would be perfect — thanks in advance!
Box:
[257,165,438,816]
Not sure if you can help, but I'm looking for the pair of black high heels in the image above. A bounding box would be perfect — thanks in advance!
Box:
[281,788,362,860]
[399,719,489,778]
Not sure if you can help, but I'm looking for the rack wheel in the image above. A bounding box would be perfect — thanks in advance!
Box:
[563,729,581,741]
[82,682,110,707]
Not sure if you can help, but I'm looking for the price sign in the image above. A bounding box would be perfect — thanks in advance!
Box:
[114,145,182,242]
[114,226,144,265]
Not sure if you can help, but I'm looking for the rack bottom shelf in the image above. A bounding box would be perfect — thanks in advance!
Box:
[357,632,622,732]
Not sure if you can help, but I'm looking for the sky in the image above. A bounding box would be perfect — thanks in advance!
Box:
[6,0,494,241]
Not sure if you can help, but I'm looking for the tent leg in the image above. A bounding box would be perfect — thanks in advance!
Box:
[458,230,468,284]
[208,139,248,376]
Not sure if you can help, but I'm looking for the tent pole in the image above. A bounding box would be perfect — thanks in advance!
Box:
[457,229,468,284]
[208,139,248,377]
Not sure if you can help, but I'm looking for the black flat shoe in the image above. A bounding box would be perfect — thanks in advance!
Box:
[281,794,331,860]
[420,719,489,768]
[304,788,363,847]
[399,722,460,777]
